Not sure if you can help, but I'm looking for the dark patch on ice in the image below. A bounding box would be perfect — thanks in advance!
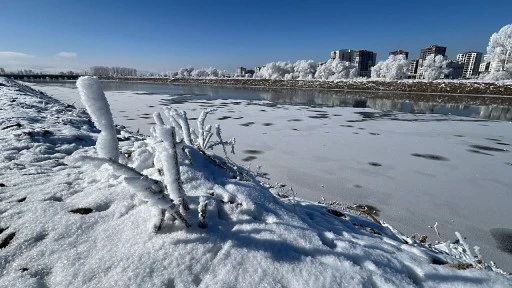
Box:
[242,150,263,155]
[467,149,494,156]
[240,122,255,127]
[490,228,512,254]
[69,208,94,215]
[217,116,231,120]
[486,138,502,142]
[45,195,63,202]
[333,114,342,117]
[353,184,363,189]
[233,116,244,120]
[292,128,299,131]
[241,156,257,162]
[368,162,382,167]
[260,109,267,112]
[288,119,302,122]
[16,197,27,203]
[506,162,512,166]
[358,128,365,130]
[0,232,15,249]
[453,135,465,137]
[411,153,449,161]
[308,115,329,119]
[0,183,6,187]
[126,118,136,121]
[1,123,22,130]
[19,268,29,272]
[262,123,274,126]
[469,144,508,152]
[147,105,155,108]
[340,125,353,128]
[496,142,510,146]
[369,132,380,136]
[189,118,198,121]
[139,116,151,119]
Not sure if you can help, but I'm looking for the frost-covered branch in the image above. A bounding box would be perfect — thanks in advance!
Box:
[76,76,119,161]
[153,112,190,212]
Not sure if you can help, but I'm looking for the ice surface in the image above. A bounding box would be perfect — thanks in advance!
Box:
[3,78,510,286]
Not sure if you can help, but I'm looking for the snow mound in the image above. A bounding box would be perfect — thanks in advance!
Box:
[0,78,511,287]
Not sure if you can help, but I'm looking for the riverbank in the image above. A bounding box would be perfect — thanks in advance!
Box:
[100,77,512,97]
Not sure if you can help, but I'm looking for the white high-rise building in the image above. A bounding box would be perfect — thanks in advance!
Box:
[456,52,482,78]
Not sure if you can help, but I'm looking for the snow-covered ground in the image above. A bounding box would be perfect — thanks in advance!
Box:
[2,78,511,287]
[25,80,512,273]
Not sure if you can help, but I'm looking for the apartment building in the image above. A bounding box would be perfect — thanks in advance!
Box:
[456,52,482,77]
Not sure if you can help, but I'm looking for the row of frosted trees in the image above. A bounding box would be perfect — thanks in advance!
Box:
[90,66,138,77]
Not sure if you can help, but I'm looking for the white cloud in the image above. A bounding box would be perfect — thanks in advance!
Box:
[56,51,77,58]
[0,51,34,59]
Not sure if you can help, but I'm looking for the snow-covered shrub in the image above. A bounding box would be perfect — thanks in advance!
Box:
[371,55,409,80]
[315,59,359,80]
[419,55,449,81]
[165,107,235,154]
[76,76,119,161]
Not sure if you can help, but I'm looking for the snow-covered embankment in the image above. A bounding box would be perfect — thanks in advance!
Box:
[0,77,510,287]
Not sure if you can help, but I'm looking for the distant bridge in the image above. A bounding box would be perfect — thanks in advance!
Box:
[0,74,84,80]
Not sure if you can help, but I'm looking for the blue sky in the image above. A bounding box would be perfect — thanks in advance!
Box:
[0,0,511,73]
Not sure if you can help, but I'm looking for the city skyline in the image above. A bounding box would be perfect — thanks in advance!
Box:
[0,0,511,73]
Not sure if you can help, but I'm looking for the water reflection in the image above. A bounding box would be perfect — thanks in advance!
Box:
[258,89,512,121]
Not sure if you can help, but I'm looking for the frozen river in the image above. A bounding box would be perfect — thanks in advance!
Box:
[26,80,512,272]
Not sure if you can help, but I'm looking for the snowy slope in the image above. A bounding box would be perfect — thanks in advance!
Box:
[1,77,511,287]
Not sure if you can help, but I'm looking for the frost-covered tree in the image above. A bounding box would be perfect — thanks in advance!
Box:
[419,55,448,81]
[292,60,317,80]
[315,59,358,80]
[254,61,294,80]
[76,76,119,161]
[178,67,194,78]
[485,24,512,80]
[371,55,409,80]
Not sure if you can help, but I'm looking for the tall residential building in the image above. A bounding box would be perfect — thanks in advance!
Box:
[330,49,377,77]
[330,49,356,62]
[389,50,409,60]
[419,45,446,60]
[409,59,420,76]
[456,52,482,77]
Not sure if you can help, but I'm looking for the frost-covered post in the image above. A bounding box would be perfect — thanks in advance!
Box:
[77,76,119,162]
